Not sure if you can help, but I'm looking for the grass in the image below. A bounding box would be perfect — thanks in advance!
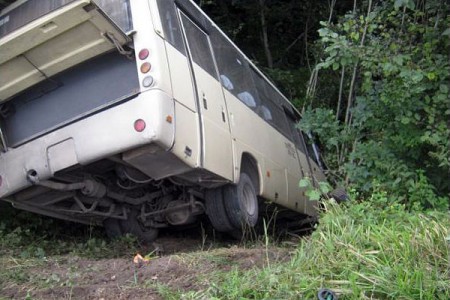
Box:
[0,196,448,299]
[174,198,450,299]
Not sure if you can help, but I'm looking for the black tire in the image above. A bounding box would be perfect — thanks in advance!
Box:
[223,172,259,229]
[120,209,159,243]
[103,218,123,239]
[330,187,349,203]
[205,188,235,232]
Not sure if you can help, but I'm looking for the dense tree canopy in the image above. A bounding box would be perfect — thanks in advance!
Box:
[197,0,450,210]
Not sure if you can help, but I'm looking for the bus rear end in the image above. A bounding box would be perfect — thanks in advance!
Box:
[0,0,192,240]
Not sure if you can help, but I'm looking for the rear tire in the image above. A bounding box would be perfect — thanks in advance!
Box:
[223,172,259,230]
[103,218,122,239]
[120,209,159,243]
[205,188,235,232]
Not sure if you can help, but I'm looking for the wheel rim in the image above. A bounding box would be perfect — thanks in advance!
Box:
[242,182,257,216]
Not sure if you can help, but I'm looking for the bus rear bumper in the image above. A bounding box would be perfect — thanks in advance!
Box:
[0,90,175,198]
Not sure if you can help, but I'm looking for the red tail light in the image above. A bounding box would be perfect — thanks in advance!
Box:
[134,119,146,132]
[138,49,149,60]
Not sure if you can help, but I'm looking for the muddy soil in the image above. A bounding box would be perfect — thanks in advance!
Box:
[0,232,294,300]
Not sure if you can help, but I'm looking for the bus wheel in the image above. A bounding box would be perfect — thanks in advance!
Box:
[329,187,349,203]
[224,172,259,230]
[103,218,122,239]
[120,210,159,243]
[205,188,235,232]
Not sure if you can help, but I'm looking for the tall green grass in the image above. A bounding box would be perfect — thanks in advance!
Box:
[202,197,450,299]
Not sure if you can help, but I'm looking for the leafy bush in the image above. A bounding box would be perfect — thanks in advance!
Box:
[299,0,450,210]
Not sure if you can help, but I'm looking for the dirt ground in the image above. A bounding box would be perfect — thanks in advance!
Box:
[0,233,294,300]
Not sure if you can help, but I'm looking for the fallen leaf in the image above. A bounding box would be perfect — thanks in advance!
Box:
[133,253,150,267]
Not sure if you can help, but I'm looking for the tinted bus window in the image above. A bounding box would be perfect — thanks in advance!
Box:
[284,109,303,149]
[156,0,186,54]
[211,31,259,110]
[302,132,323,168]
[251,69,290,137]
[180,13,218,79]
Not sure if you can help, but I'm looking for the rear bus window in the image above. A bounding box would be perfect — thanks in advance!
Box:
[94,0,133,33]
[0,0,132,39]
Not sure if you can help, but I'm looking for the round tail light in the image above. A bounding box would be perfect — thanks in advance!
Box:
[138,48,150,60]
[134,119,146,132]
[142,75,154,87]
[140,62,152,74]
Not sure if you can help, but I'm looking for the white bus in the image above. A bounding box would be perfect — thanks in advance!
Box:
[0,0,330,241]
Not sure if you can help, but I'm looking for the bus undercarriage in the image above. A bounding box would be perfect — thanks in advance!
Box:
[10,155,214,242]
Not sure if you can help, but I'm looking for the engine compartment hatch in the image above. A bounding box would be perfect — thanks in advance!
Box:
[0,0,131,103]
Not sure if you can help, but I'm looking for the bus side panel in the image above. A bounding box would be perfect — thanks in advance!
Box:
[285,170,305,213]
[231,141,265,194]
[225,91,288,205]
[171,101,200,168]
[263,159,287,204]
[283,141,306,211]
[189,65,233,181]
[164,45,197,112]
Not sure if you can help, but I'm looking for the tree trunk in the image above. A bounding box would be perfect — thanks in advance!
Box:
[328,0,337,23]
[336,66,345,121]
[259,0,273,68]
[344,0,372,126]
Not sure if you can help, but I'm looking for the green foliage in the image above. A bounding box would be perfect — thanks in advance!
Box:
[299,177,332,201]
[196,200,450,299]
[300,0,450,210]
[264,67,311,108]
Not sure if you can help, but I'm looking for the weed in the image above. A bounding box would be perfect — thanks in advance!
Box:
[2,197,448,299]
[200,200,449,299]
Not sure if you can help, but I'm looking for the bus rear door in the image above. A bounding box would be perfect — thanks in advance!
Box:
[178,11,233,181]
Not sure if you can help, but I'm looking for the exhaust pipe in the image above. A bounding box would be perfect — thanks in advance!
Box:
[26,169,106,198]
